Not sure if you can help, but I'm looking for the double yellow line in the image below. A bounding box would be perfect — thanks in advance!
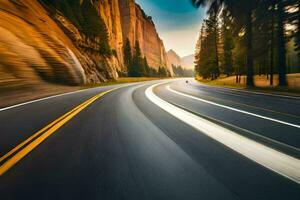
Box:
[0,88,117,176]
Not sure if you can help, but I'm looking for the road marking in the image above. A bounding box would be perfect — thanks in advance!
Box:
[176,81,300,119]
[193,81,300,100]
[167,86,300,129]
[170,101,300,153]
[0,88,116,176]
[0,89,89,112]
[146,83,300,184]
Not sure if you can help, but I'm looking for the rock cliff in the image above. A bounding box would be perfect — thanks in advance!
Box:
[167,49,195,70]
[0,0,172,87]
[167,49,182,67]
[0,0,86,87]
[119,1,172,72]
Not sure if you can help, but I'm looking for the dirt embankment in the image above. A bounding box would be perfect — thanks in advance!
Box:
[213,74,300,88]
[196,73,300,96]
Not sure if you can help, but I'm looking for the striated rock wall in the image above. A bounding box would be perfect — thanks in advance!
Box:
[94,0,125,71]
[0,0,172,88]
[119,0,172,73]
[0,0,86,87]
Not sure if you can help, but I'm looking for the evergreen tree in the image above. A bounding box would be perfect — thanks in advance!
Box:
[158,67,168,77]
[232,34,247,83]
[195,25,205,76]
[253,0,273,77]
[192,0,256,86]
[149,67,158,77]
[123,38,132,67]
[143,57,150,76]
[195,14,220,79]
[221,8,234,76]
[40,0,111,55]
[192,0,294,86]
[128,41,146,77]
[296,1,300,61]
[269,0,276,85]
[294,0,300,64]
[277,0,287,86]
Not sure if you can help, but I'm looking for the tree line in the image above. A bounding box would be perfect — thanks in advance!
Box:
[123,39,170,77]
[172,65,195,77]
[193,0,300,86]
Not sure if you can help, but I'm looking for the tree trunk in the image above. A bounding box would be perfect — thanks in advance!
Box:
[245,7,254,87]
[298,0,300,66]
[235,67,239,83]
[277,0,287,86]
[270,2,275,86]
[213,14,219,77]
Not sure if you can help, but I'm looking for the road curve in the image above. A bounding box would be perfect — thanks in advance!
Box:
[0,79,299,199]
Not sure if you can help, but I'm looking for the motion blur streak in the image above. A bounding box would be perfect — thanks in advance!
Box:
[166,86,300,129]
[146,82,300,184]
[0,88,117,176]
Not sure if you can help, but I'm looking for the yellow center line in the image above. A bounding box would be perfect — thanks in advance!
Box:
[0,88,117,176]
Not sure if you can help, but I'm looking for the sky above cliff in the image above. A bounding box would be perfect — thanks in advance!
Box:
[136,0,205,57]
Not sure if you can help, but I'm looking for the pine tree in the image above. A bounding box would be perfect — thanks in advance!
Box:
[269,0,276,85]
[195,25,205,76]
[294,0,300,63]
[195,14,220,80]
[128,41,146,77]
[293,0,300,65]
[143,57,150,76]
[221,8,234,76]
[123,38,132,67]
[277,0,287,86]
[158,67,168,77]
[40,0,111,55]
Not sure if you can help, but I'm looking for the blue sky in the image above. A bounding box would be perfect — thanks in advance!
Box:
[136,0,205,57]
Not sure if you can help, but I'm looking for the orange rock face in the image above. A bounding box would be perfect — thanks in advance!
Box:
[0,0,172,87]
[119,1,173,74]
[0,0,86,86]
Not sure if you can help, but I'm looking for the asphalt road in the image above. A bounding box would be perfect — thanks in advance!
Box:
[0,79,299,199]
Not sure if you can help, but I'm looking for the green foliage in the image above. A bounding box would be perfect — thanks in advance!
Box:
[128,41,147,77]
[288,0,300,64]
[149,68,159,77]
[39,0,111,55]
[123,40,169,77]
[193,0,300,86]
[143,57,151,76]
[195,13,220,80]
[123,38,132,67]
[158,67,169,77]
[221,8,234,76]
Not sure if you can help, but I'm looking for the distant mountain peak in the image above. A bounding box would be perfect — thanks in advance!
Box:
[167,49,181,66]
[167,49,194,70]
[167,49,176,53]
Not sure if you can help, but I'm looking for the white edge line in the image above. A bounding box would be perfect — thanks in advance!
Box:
[0,83,133,112]
[171,102,300,153]
[0,89,87,112]
[0,80,165,112]
[167,86,300,129]
[146,82,300,184]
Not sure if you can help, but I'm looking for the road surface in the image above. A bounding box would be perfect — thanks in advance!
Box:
[0,79,299,199]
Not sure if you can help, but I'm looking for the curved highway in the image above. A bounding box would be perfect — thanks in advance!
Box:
[0,79,299,199]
